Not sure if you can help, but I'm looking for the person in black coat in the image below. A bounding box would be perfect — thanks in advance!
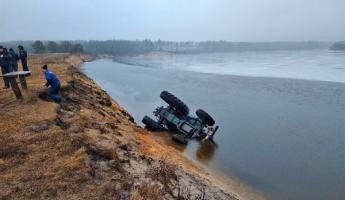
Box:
[0,46,13,88]
[18,45,29,71]
[9,48,19,72]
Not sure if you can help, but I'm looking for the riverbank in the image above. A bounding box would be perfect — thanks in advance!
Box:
[82,55,345,200]
[0,54,242,199]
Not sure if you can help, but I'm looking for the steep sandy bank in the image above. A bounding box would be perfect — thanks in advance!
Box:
[0,54,240,199]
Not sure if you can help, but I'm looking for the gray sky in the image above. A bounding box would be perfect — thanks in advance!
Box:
[0,0,344,42]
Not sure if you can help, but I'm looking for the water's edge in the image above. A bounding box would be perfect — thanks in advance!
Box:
[83,58,345,200]
[81,59,270,200]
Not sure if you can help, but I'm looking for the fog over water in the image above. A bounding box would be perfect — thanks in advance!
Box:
[1,0,345,41]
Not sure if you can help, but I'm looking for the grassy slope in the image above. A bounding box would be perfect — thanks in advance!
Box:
[0,54,240,200]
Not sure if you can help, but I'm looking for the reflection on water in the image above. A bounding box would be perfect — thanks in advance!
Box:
[116,50,345,83]
[196,141,217,164]
[153,131,218,164]
[142,117,218,164]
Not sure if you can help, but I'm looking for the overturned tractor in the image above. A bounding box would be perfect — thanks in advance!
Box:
[142,91,219,145]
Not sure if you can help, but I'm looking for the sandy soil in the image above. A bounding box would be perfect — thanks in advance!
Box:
[0,53,242,200]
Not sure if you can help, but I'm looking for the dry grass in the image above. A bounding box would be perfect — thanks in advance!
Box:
[0,53,147,200]
[146,159,178,185]
[0,54,95,199]
[144,159,210,200]
[131,183,164,200]
[0,53,239,200]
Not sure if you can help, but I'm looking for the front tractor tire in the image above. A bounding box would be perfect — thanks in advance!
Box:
[142,116,165,131]
[160,91,189,116]
[196,109,215,126]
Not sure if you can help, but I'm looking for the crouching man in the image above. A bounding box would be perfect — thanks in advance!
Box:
[42,64,62,103]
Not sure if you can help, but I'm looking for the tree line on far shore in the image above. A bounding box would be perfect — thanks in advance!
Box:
[80,40,333,55]
[31,40,84,54]
[1,40,338,56]
[329,42,345,51]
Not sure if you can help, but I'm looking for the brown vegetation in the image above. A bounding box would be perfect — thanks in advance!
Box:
[0,54,239,199]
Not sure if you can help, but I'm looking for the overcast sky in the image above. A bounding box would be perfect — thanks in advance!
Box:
[0,0,344,42]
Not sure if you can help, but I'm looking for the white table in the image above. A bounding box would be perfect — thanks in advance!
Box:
[3,71,32,99]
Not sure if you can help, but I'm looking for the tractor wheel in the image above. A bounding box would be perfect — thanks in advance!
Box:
[142,116,165,131]
[196,109,215,126]
[172,134,188,145]
[160,91,189,116]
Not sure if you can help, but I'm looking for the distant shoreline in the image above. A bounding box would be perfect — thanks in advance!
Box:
[1,40,333,55]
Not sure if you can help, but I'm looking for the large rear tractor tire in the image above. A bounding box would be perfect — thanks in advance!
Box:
[142,116,165,131]
[160,91,189,116]
[196,109,215,126]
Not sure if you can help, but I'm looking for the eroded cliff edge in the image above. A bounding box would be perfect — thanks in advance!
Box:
[0,54,240,200]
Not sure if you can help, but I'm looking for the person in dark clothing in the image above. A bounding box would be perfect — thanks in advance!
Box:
[3,48,13,72]
[0,46,13,89]
[9,48,19,72]
[42,64,62,103]
[18,45,29,71]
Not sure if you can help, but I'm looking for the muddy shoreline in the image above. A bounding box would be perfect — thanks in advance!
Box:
[69,56,244,199]
[0,54,243,199]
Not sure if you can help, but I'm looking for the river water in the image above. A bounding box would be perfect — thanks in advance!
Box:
[82,50,345,200]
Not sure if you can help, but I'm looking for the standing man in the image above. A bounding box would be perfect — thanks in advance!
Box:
[0,46,12,89]
[42,64,62,103]
[9,48,19,72]
[18,45,29,71]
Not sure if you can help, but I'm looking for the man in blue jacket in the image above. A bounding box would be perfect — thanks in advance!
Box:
[42,64,62,103]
